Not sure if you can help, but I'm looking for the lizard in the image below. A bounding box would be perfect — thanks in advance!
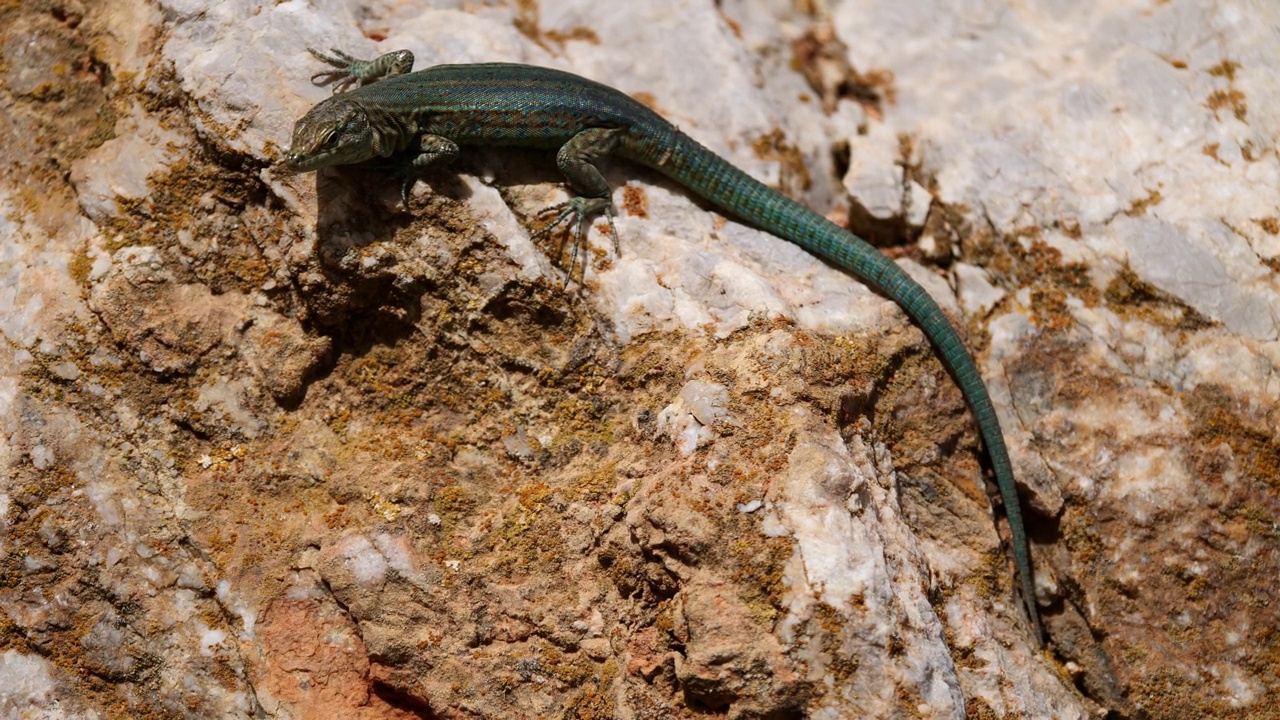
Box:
[278,47,1045,644]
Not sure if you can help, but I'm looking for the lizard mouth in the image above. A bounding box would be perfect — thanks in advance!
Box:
[275,157,300,173]
[277,152,324,173]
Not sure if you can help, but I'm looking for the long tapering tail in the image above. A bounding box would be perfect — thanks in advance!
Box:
[639,128,1043,642]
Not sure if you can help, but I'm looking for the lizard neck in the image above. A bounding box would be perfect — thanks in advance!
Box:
[361,101,420,158]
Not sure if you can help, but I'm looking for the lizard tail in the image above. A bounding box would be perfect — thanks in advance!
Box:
[641,128,1045,644]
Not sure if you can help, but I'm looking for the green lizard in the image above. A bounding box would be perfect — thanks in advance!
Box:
[280,48,1044,643]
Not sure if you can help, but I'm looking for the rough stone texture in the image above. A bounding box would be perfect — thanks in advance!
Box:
[1,0,1277,718]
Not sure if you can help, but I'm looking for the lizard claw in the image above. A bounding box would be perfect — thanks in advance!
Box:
[383,165,421,210]
[307,48,364,93]
[399,175,416,210]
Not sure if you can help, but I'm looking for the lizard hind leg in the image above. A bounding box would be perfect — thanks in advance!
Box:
[532,127,625,287]
[307,48,416,93]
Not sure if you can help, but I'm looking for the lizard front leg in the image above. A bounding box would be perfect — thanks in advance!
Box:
[396,134,460,207]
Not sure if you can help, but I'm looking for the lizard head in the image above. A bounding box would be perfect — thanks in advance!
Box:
[279,97,375,172]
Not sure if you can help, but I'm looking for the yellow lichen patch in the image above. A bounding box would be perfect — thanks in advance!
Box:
[68,237,95,286]
[481,479,571,577]
[1185,385,1280,489]
[368,492,402,522]
[561,684,614,719]
[93,150,282,294]
[565,460,619,504]
[1061,507,1107,569]
[812,601,859,684]
[960,549,1007,605]
[540,646,597,686]
[432,484,480,529]
[726,519,795,624]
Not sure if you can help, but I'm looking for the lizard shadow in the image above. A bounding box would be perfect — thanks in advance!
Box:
[310,144,684,286]
[299,143,835,388]
[299,159,476,367]
[306,144,614,323]
[300,142,801,382]
[312,158,474,254]
[310,145,591,261]
[299,146,607,396]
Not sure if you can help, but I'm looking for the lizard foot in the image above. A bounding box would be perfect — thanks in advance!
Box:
[306,48,415,93]
[530,196,617,288]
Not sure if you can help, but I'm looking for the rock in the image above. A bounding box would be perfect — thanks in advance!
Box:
[2,0,1277,717]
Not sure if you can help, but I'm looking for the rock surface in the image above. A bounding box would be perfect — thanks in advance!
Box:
[1,0,1277,718]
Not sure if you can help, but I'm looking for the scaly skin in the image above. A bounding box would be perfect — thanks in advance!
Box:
[280,51,1044,644]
